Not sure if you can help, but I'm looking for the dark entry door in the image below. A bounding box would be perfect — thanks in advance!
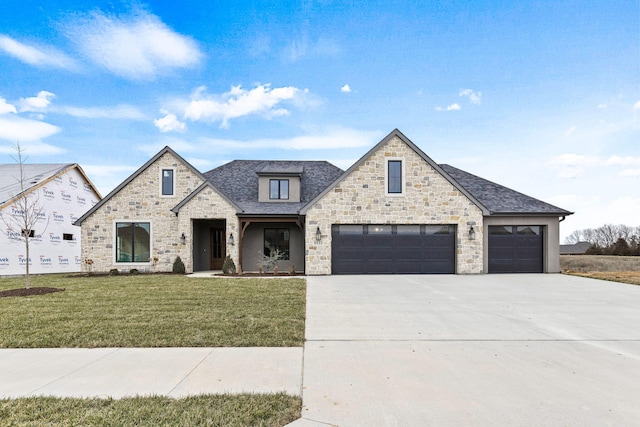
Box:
[488,226,543,273]
[210,228,226,270]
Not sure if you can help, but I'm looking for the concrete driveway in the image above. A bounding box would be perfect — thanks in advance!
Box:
[296,274,640,426]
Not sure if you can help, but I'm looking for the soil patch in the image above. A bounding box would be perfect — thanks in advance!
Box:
[0,287,65,298]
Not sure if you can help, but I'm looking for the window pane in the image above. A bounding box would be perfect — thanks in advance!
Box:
[270,180,279,199]
[278,228,290,259]
[368,225,392,234]
[338,225,363,235]
[490,226,512,235]
[388,160,402,193]
[116,223,134,262]
[264,228,290,260]
[397,225,421,235]
[280,180,289,199]
[162,170,173,195]
[116,222,150,262]
[424,225,453,235]
[133,223,151,262]
[518,226,541,235]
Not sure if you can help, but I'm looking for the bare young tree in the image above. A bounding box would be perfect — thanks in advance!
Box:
[0,143,49,289]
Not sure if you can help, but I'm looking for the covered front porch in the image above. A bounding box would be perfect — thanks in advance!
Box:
[238,216,305,273]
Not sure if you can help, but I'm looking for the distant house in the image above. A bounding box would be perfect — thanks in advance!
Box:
[75,129,572,275]
[0,164,101,275]
[560,241,592,255]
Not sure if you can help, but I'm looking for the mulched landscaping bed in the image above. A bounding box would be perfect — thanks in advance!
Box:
[0,287,65,298]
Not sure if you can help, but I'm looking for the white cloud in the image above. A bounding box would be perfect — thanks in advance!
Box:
[606,155,640,166]
[56,104,146,120]
[341,84,351,93]
[0,35,77,69]
[200,127,382,151]
[0,97,17,115]
[459,88,481,104]
[564,125,576,136]
[17,91,55,113]
[548,153,601,179]
[183,84,302,128]
[0,116,61,142]
[65,10,202,80]
[598,104,607,109]
[620,169,640,177]
[154,112,186,133]
[634,100,640,110]
[436,103,461,111]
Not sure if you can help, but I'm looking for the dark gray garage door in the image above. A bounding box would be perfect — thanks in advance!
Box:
[331,224,455,274]
[488,226,543,273]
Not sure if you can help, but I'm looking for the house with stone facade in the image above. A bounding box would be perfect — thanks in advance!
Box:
[75,129,572,275]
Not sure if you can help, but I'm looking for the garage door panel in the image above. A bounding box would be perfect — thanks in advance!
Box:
[489,226,543,273]
[331,224,455,274]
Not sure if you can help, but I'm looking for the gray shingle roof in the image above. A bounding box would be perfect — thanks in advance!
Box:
[204,160,344,215]
[559,241,592,254]
[0,164,74,206]
[440,164,572,215]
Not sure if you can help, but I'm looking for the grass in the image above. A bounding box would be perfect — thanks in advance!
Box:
[0,393,301,427]
[561,255,640,286]
[560,255,640,272]
[0,274,305,348]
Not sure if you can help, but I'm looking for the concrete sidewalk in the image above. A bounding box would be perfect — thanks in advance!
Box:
[0,347,302,399]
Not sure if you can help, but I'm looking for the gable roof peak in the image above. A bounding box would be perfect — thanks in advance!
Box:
[74,145,206,226]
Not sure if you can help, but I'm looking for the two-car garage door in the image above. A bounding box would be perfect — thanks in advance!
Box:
[331,224,456,274]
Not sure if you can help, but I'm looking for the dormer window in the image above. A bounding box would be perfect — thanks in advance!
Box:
[257,165,302,202]
[270,179,289,200]
[161,169,174,196]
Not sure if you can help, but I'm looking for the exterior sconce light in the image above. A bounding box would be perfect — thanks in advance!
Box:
[315,226,322,243]
[180,233,186,245]
[468,226,476,241]
[228,233,235,246]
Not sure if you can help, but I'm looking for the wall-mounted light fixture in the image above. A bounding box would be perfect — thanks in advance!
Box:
[180,233,186,245]
[228,233,235,246]
[315,226,322,243]
[468,226,476,241]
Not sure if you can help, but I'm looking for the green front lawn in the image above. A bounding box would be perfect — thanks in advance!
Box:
[0,393,301,427]
[0,275,305,348]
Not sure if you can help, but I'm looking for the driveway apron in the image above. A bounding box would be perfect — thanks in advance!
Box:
[297,274,640,426]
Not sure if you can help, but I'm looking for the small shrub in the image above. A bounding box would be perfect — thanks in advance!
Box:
[222,256,236,274]
[173,256,186,274]
[256,249,285,273]
[129,268,139,275]
[109,269,119,276]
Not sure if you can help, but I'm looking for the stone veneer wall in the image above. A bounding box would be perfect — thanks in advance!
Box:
[174,186,239,272]
[81,152,205,273]
[304,136,484,275]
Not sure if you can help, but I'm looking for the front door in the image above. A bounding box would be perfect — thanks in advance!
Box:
[210,228,226,270]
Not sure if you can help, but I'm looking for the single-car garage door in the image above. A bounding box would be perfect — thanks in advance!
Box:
[488,225,543,273]
[331,224,456,274]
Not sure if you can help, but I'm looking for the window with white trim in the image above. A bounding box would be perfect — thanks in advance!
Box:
[387,160,403,194]
[116,222,151,262]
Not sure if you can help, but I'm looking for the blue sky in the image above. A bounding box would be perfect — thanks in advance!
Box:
[1,0,638,241]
